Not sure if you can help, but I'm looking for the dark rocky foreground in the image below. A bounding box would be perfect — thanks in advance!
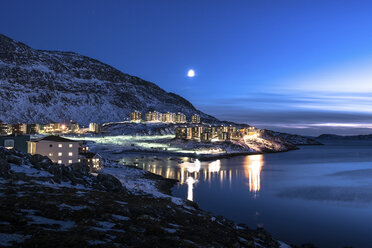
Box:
[0,147,321,248]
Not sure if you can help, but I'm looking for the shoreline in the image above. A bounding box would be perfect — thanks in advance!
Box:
[110,145,302,161]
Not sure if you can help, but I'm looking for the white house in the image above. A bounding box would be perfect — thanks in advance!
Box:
[28,136,79,165]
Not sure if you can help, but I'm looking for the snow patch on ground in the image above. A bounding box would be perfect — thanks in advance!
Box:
[10,164,52,178]
[96,221,116,230]
[163,227,177,234]
[0,233,31,247]
[59,203,87,211]
[103,163,189,207]
[27,215,75,231]
[87,240,107,245]
[278,241,291,248]
[112,214,130,221]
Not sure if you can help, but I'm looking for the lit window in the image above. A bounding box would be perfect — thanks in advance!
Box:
[58,160,62,164]
[49,153,53,157]
[58,152,62,156]
[68,152,73,156]
[78,159,81,162]
[69,144,73,148]
[4,140,14,149]
[68,160,72,164]
[58,144,62,148]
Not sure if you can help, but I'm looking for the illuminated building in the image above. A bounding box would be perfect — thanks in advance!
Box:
[78,152,104,172]
[145,111,163,122]
[89,123,100,133]
[12,123,27,135]
[218,132,228,141]
[229,131,242,140]
[247,126,257,136]
[191,114,200,124]
[201,131,213,142]
[162,112,175,123]
[130,110,142,122]
[78,142,90,153]
[42,123,61,133]
[68,121,79,133]
[175,127,192,140]
[27,124,40,134]
[227,126,236,133]
[175,112,186,123]
[28,136,79,165]
[0,122,11,135]
[216,125,228,134]
[191,126,203,139]
[0,135,30,153]
[204,126,216,138]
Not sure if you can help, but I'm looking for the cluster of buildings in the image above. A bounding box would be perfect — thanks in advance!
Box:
[0,121,100,135]
[176,125,258,142]
[131,110,200,124]
[0,134,103,172]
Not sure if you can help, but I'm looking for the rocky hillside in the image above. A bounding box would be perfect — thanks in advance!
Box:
[0,34,216,125]
[0,146,290,248]
[316,134,372,141]
[263,130,323,145]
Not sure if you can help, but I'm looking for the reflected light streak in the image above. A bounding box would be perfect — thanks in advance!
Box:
[181,159,201,173]
[243,155,264,195]
[208,160,221,173]
[186,177,196,201]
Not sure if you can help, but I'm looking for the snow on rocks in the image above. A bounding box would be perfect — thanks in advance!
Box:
[103,161,191,208]
[27,215,75,231]
[0,233,31,247]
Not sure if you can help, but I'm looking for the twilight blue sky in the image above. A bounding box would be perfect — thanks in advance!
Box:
[1,0,372,135]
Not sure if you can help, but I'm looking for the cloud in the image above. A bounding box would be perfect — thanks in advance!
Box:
[195,91,372,135]
[193,59,372,135]
[282,59,372,94]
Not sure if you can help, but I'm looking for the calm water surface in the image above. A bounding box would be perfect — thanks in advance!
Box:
[119,141,372,248]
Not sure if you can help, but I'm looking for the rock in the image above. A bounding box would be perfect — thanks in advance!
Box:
[6,154,22,165]
[0,147,8,159]
[0,158,10,176]
[29,154,44,165]
[48,164,62,182]
[95,174,123,192]
[30,154,52,170]
[70,162,90,176]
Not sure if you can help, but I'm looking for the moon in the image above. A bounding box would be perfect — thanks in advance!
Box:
[187,69,195,78]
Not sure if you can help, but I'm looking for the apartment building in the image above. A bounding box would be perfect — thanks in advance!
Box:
[28,136,79,165]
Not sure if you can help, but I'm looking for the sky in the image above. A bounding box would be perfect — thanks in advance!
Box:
[1,0,372,136]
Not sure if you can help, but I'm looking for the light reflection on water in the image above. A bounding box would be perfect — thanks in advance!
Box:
[119,154,264,202]
[244,155,264,197]
[118,142,372,248]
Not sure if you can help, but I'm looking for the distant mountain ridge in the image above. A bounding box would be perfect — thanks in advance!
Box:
[316,134,372,140]
[0,34,216,125]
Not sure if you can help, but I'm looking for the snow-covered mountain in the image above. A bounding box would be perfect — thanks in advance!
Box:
[0,34,216,124]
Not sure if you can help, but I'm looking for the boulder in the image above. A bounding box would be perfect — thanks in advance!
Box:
[0,147,8,159]
[70,162,90,176]
[30,154,52,170]
[6,154,22,165]
[95,174,123,192]
[0,158,10,177]
[48,164,63,183]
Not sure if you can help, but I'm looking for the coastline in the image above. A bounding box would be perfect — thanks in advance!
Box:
[0,146,291,247]
[109,145,300,161]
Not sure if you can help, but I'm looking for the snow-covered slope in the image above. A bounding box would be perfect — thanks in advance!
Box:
[0,34,216,124]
